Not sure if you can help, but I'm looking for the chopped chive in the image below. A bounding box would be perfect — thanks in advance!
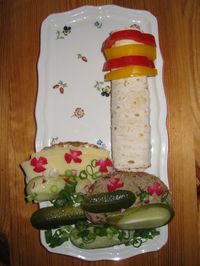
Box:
[79,170,87,179]
[45,230,52,244]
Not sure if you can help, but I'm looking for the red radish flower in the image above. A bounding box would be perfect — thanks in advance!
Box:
[95,158,113,173]
[107,177,124,192]
[30,157,48,173]
[147,182,163,196]
[64,149,82,163]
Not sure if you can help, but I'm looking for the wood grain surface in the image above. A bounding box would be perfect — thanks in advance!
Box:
[0,0,200,265]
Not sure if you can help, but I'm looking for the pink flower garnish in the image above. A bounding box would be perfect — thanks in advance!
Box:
[96,158,113,173]
[30,156,48,173]
[147,182,163,196]
[107,177,124,192]
[64,149,82,163]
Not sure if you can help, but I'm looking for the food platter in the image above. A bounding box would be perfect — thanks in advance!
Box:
[36,5,168,261]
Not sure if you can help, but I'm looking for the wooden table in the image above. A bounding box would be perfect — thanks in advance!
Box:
[1,0,199,265]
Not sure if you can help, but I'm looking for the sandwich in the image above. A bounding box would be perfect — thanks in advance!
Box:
[21,141,112,202]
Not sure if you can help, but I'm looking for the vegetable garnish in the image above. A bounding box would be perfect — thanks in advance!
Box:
[78,159,110,180]
[102,29,156,50]
[107,177,124,192]
[51,171,84,207]
[105,65,158,81]
[103,44,156,61]
[30,156,48,173]
[103,56,155,71]
[64,149,82,164]
[81,190,136,213]
[45,225,73,248]
[44,219,160,248]
[95,158,113,173]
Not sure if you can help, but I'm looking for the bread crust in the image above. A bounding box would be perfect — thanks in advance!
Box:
[43,141,101,150]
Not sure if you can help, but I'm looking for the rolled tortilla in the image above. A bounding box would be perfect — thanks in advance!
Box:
[110,29,151,171]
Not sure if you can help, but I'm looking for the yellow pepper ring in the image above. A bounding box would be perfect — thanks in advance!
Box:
[104,65,158,81]
[104,44,156,61]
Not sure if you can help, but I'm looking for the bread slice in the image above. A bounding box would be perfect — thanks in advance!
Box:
[86,171,172,224]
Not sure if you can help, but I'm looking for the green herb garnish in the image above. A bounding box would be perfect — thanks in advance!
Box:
[45,225,73,248]
[51,173,85,208]
[45,219,160,249]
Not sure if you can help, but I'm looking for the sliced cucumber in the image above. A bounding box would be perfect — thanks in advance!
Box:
[70,226,123,249]
[107,203,174,230]
[31,206,85,230]
[81,190,136,213]
[26,175,66,202]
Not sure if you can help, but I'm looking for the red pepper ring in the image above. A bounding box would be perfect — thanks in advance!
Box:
[102,29,156,50]
[103,56,155,71]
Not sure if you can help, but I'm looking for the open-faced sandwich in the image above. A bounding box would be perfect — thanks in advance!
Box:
[21,141,112,202]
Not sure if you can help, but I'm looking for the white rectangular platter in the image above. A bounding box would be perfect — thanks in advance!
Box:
[36,5,168,261]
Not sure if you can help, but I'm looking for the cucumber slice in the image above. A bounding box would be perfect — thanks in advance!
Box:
[107,203,174,230]
[81,190,136,213]
[31,206,85,230]
[26,175,66,202]
[70,226,123,249]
